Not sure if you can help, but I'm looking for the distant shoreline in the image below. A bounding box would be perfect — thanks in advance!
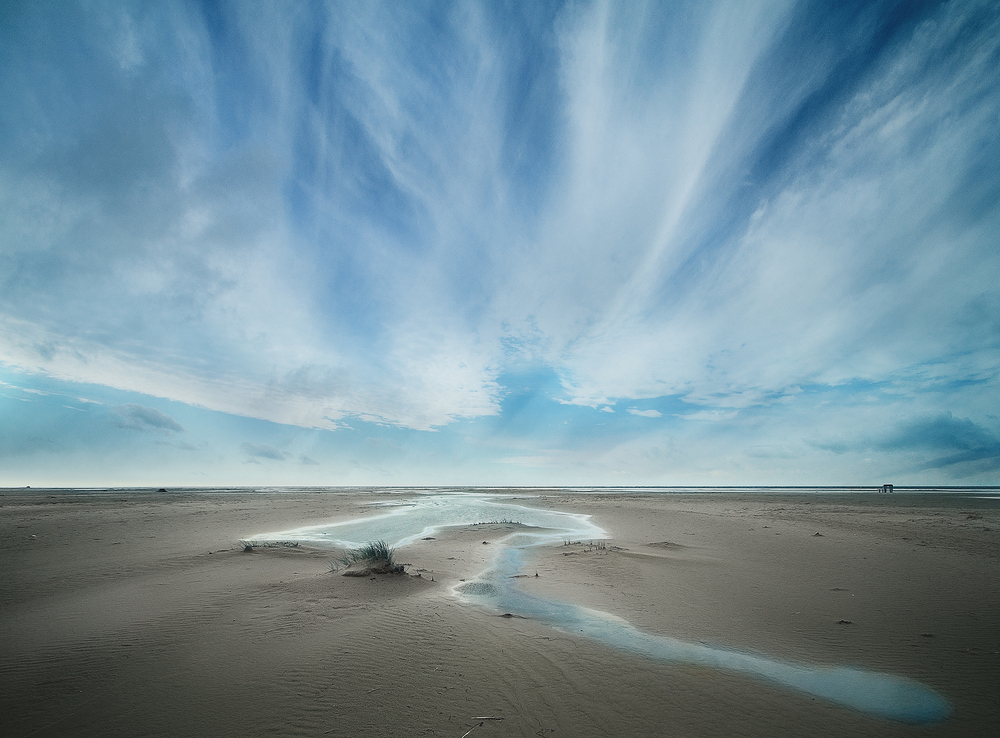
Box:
[3,484,1000,495]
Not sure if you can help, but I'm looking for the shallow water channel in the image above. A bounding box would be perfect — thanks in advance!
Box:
[255,492,950,724]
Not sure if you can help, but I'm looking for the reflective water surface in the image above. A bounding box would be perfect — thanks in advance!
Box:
[256,492,950,724]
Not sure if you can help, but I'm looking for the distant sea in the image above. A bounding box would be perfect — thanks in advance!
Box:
[4,485,1000,496]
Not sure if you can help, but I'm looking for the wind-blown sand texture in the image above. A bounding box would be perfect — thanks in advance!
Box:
[1,489,998,737]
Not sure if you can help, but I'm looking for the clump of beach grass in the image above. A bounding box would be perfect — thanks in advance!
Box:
[331,540,404,576]
[340,540,396,567]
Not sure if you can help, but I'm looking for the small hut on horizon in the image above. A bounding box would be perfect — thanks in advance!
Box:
[879,483,894,493]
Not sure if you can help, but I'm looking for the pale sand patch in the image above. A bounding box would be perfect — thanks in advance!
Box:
[1,489,997,737]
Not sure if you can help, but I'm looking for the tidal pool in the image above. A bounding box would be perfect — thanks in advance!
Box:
[255,492,950,724]
[253,491,605,548]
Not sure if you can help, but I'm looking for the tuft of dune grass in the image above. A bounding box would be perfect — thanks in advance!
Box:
[340,539,395,566]
[330,540,403,574]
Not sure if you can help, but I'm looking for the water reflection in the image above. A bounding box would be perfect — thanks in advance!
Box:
[256,492,950,723]
[457,546,951,724]
[253,492,605,548]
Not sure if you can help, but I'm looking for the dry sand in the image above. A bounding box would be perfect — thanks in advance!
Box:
[1,488,998,737]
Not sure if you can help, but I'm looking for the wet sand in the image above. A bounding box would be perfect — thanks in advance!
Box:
[1,488,998,737]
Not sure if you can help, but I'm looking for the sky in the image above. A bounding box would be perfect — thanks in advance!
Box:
[1,0,999,487]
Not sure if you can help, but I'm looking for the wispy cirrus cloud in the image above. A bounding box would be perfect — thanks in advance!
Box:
[1,1,998,484]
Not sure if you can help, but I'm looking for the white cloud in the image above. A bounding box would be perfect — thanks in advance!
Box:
[543,1,1000,414]
[1,0,997,486]
[678,410,738,422]
[627,408,662,418]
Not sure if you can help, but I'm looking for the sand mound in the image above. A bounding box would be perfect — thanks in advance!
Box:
[340,559,405,576]
[455,580,501,597]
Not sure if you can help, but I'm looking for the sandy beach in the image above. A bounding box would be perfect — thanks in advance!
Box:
[1,488,998,737]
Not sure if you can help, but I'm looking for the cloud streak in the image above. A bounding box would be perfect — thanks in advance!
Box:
[1,1,998,484]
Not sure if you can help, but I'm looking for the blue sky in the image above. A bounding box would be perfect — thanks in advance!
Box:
[1,0,999,487]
